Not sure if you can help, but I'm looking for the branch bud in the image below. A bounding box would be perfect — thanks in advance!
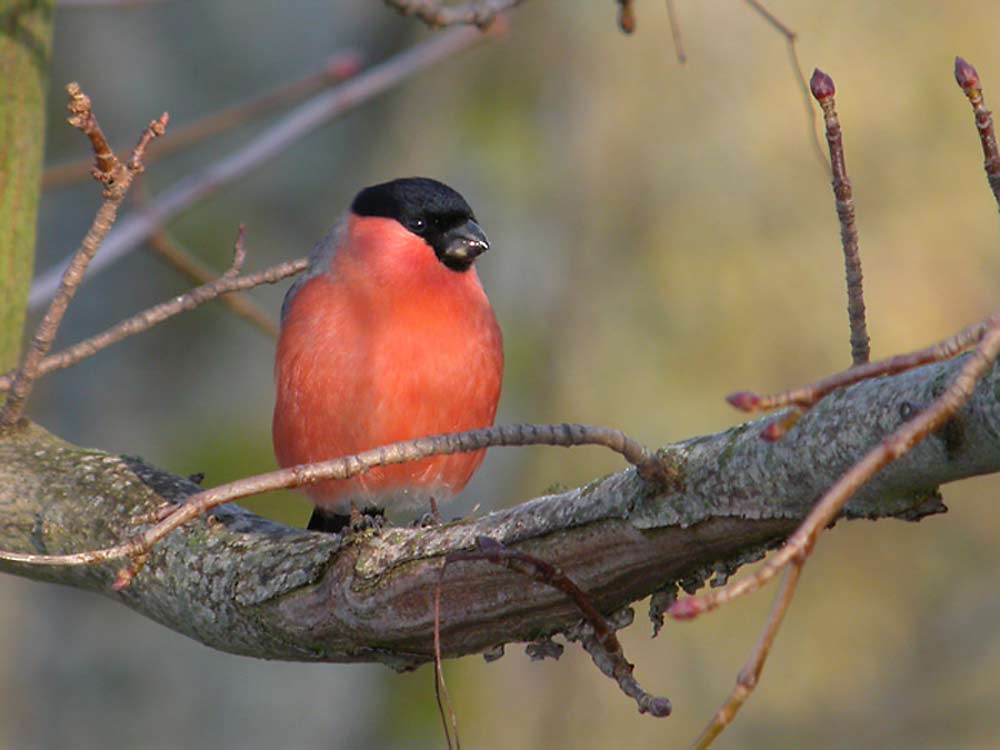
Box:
[667,596,710,621]
[761,421,788,442]
[810,68,835,101]
[954,56,980,91]
[726,390,761,412]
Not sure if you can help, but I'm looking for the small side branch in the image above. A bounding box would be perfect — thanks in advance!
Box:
[144,211,280,338]
[445,537,671,716]
[954,57,1000,212]
[811,69,870,366]
[0,86,168,428]
[727,315,1000,418]
[664,0,686,62]
[0,251,306,393]
[743,0,826,170]
[692,563,803,749]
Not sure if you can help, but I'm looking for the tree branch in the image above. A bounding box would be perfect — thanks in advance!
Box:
[0,350,992,668]
[0,252,307,392]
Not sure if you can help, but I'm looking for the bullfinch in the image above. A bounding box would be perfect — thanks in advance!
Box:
[272,177,504,533]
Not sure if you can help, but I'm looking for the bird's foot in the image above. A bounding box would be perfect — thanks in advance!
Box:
[413,497,443,528]
[349,505,386,534]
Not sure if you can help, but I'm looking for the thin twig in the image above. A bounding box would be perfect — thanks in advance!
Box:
[433,567,460,750]
[742,0,827,171]
[0,86,168,428]
[811,68,870,365]
[443,537,671,717]
[30,24,500,310]
[132,181,281,340]
[664,0,686,63]
[44,51,362,190]
[383,0,520,28]
[0,253,305,393]
[726,313,1000,416]
[742,0,794,37]
[954,57,1000,212]
[671,315,1000,621]
[0,423,669,574]
[147,228,279,338]
[692,563,803,749]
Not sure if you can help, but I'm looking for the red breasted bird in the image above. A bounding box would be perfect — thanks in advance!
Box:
[272,178,504,532]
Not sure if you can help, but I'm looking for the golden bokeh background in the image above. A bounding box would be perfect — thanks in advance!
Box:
[9,2,1000,748]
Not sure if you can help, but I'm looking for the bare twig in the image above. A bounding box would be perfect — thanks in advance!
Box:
[0,252,306,393]
[433,567,461,750]
[810,68,870,365]
[0,422,669,573]
[147,229,279,338]
[30,24,500,310]
[443,537,671,717]
[136,185,280,339]
[954,57,1000,212]
[0,86,168,428]
[692,563,803,749]
[383,0,520,28]
[664,0,686,63]
[742,0,793,37]
[672,315,1000,622]
[44,51,362,190]
[743,0,826,171]
[726,313,1000,416]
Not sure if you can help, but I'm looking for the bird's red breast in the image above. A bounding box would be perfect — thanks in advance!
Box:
[272,209,503,514]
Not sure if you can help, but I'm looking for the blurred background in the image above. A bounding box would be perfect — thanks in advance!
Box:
[7,1,1000,748]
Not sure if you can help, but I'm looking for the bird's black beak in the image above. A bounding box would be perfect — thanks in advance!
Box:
[438,220,490,271]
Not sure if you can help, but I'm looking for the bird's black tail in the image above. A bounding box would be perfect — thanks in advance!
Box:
[307,508,351,534]
[307,505,385,534]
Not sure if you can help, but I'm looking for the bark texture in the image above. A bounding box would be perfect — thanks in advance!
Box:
[0,353,996,669]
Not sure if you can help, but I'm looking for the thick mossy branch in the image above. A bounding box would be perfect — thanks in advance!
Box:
[0,353,996,668]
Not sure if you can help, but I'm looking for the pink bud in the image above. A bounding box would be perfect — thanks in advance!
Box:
[726,390,761,412]
[326,51,363,80]
[954,57,980,90]
[761,420,787,442]
[667,597,706,621]
[111,567,134,591]
[810,68,836,101]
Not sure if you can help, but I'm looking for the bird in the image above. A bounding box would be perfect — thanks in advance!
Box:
[272,177,504,533]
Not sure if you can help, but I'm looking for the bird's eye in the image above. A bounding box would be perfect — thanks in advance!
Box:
[408,217,427,233]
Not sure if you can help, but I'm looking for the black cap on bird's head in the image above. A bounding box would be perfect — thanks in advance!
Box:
[351,177,489,272]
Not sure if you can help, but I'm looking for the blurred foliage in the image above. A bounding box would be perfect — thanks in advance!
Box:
[6,1,1000,748]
